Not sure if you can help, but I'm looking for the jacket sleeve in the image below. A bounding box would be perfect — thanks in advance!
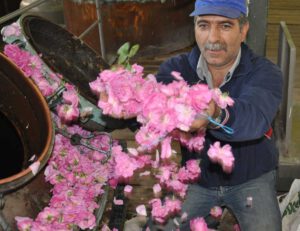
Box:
[156,53,195,84]
[209,59,283,142]
[156,58,177,84]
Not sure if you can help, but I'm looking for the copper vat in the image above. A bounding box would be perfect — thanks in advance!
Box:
[63,0,195,58]
[0,52,54,194]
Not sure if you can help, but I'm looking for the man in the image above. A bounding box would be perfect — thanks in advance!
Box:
[152,0,283,230]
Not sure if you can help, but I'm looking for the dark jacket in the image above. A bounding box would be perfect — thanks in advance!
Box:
[156,43,283,187]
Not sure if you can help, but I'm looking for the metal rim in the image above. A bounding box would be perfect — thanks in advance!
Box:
[0,53,54,193]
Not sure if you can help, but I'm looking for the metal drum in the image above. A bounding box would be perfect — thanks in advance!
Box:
[18,14,128,131]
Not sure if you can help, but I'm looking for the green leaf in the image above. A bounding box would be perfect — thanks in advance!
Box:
[117,53,128,65]
[117,42,130,56]
[128,44,140,58]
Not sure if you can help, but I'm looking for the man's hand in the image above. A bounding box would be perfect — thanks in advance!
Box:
[189,100,220,132]
[100,91,108,102]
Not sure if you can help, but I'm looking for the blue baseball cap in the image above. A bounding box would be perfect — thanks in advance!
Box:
[190,0,248,18]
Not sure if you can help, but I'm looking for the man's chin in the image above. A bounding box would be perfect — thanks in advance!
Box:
[206,59,225,67]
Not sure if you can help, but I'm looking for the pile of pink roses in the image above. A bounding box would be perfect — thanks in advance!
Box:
[15,115,153,230]
[3,43,61,96]
[16,122,111,230]
[3,44,83,124]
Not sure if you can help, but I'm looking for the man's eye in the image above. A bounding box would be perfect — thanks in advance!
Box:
[198,23,208,30]
[222,24,232,30]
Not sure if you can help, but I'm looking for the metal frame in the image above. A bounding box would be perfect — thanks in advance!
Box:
[276,21,297,157]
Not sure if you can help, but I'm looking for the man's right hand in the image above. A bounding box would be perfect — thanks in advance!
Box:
[100,91,108,102]
[189,100,220,132]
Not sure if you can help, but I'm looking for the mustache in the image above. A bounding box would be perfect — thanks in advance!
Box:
[204,42,227,51]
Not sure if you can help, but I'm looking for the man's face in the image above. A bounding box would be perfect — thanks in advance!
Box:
[195,15,249,69]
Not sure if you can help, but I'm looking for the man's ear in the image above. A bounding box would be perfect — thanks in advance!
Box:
[241,22,249,42]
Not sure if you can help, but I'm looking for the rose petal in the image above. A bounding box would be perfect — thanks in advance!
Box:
[29,161,40,175]
[139,171,151,177]
[136,204,147,216]
[113,197,124,206]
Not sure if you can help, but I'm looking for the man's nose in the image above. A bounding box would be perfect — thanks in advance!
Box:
[208,27,221,43]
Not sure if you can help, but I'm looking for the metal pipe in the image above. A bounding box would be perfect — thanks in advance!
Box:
[0,0,48,25]
[277,21,296,157]
[78,20,99,40]
[93,185,109,230]
[95,0,106,60]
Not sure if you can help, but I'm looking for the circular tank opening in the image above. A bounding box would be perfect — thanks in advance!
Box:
[0,111,24,179]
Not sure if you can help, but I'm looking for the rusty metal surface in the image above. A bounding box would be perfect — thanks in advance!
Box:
[0,53,53,194]
[63,0,195,58]
[20,15,109,105]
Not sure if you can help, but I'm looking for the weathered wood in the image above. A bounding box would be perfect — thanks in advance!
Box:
[269,0,300,10]
[268,9,300,25]
[268,0,300,25]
